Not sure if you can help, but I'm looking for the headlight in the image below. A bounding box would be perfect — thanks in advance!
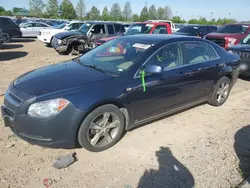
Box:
[226,37,237,47]
[58,39,62,45]
[28,98,69,118]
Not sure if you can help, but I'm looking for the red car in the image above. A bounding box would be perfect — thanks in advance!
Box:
[204,24,250,49]
[96,22,172,46]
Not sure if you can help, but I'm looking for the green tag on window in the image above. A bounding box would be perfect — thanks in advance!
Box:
[141,70,146,92]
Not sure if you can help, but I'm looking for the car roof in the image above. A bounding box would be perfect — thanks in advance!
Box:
[120,34,195,43]
[86,21,121,24]
[224,23,250,26]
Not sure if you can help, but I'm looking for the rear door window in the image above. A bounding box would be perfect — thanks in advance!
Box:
[107,25,115,34]
[153,25,167,34]
[182,42,219,64]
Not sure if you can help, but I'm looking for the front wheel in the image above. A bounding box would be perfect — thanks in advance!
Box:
[208,76,231,106]
[3,33,11,43]
[78,105,125,152]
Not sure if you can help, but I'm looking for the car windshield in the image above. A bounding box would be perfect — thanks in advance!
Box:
[78,38,155,75]
[79,23,92,33]
[125,24,154,35]
[177,26,198,35]
[218,25,249,34]
[241,33,250,44]
[55,23,67,29]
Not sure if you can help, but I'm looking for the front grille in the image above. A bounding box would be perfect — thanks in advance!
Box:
[206,38,226,47]
[4,106,14,118]
[232,51,250,60]
[52,37,59,49]
[9,91,22,104]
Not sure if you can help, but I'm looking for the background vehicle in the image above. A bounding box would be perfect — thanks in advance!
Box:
[95,22,172,46]
[205,24,250,49]
[52,21,125,55]
[228,33,250,76]
[0,17,22,43]
[174,24,185,32]
[1,35,240,152]
[174,25,218,38]
[20,22,51,37]
[37,21,84,46]
[147,19,176,32]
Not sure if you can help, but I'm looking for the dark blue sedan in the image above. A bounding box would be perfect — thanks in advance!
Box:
[1,35,240,152]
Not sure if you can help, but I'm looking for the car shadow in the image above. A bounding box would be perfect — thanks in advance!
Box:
[239,76,250,81]
[0,51,28,61]
[137,147,195,188]
[0,44,23,50]
[11,38,35,43]
[234,125,250,186]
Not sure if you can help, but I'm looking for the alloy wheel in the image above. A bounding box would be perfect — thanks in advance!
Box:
[216,81,230,103]
[87,112,121,147]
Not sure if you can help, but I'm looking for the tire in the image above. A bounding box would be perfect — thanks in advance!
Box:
[208,76,231,106]
[78,104,125,152]
[3,33,11,43]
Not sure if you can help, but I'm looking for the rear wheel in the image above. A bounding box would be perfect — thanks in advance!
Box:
[208,76,231,106]
[78,105,125,152]
[3,33,11,43]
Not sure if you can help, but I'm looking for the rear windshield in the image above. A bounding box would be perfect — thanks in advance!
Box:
[125,23,154,35]
[178,26,198,35]
[218,25,249,34]
[242,34,250,44]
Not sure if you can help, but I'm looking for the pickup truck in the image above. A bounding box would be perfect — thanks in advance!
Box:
[204,24,250,49]
[95,22,172,46]
[52,21,125,55]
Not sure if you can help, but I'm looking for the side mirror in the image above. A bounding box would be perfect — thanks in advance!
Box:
[65,26,70,30]
[144,64,163,75]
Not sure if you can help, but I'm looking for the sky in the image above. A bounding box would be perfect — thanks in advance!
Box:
[1,0,250,21]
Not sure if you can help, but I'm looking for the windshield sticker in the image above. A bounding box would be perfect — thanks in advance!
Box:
[193,27,198,29]
[118,68,124,72]
[132,43,151,49]
[146,24,154,27]
[243,25,249,28]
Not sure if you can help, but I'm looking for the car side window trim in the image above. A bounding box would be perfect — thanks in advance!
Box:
[134,41,220,79]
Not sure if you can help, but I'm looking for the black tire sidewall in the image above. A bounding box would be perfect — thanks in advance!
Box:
[78,104,125,152]
[209,76,231,106]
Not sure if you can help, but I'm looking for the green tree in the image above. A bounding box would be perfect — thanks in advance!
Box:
[87,6,100,20]
[123,1,132,21]
[148,5,157,20]
[157,7,165,19]
[5,10,13,16]
[172,16,186,23]
[76,0,86,19]
[61,0,77,19]
[101,6,110,21]
[188,18,198,24]
[12,7,23,13]
[132,13,140,22]
[164,6,172,19]
[110,3,122,21]
[29,0,45,17]
[46,0,59,18]
[140,5,148,21]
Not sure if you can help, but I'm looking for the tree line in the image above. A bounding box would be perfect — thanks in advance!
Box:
[0,0,237,25]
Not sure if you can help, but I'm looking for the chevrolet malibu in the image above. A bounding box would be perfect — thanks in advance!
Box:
[1,35,240,152]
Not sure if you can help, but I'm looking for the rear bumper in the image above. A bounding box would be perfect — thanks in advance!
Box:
[1,86,84,149]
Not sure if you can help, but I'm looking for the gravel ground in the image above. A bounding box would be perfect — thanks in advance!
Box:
[0,39,250,188]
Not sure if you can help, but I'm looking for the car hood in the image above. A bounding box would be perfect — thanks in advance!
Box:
[13,60,112,96]
[206,32,243,38]
[54,31,83,39]
[228,44,250,51]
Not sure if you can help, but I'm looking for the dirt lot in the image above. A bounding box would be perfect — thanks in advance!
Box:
[0,39,250,188]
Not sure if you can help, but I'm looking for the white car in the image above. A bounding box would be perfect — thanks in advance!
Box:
[37,21,85,46]
[20,22,51,37]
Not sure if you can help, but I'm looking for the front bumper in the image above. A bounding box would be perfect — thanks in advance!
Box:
[37,35,51,44]
[51,37,68,53]
[1,86,84,149]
